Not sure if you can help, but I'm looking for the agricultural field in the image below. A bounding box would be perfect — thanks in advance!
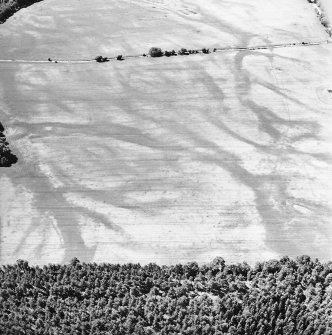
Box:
[0,0,332,265]
[321,0,332,21]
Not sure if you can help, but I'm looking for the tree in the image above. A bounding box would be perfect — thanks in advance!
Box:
[211,257,225,273]
[70,258,80,267]
[149,47,163,57]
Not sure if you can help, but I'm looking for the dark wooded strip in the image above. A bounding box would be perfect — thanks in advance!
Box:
[0,256,331,334]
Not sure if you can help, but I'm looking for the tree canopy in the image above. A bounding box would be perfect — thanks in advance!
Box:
[1,256,332,334]
[0,122,18,167]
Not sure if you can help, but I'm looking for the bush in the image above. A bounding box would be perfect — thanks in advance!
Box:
[321,15,329,27]
[178,48,189,55]
[149,47,163,57]
[0,146,17,166]
[95,56,108,63]
[0,122,18,167]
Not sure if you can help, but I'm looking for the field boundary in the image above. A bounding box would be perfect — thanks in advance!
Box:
[0,39,330,64]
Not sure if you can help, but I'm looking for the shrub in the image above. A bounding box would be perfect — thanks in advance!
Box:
[95,56,108,63]
[321,15,329,27]
[0,145,17,166]
[149,47,163,57]
[178,48,190,55]
[0,122,18,167]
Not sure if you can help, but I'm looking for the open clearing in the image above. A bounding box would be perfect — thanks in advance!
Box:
[0,0,332,265]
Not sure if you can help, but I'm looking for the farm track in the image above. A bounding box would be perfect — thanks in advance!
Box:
[0,39,330,64]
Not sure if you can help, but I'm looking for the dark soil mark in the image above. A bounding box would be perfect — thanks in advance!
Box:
[0,122,18,167]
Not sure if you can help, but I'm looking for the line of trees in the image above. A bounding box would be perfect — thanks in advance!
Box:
[149,47,213,58]
[1,256,332,334]
[0,122,17,167]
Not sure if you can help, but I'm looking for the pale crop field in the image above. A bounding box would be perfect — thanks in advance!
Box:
[0,0,332,265]
[321,0,332,21]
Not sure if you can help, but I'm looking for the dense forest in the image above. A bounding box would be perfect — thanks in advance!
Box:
[0,122,17,167]
[0,256,331,334]
[0,0,42,23]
